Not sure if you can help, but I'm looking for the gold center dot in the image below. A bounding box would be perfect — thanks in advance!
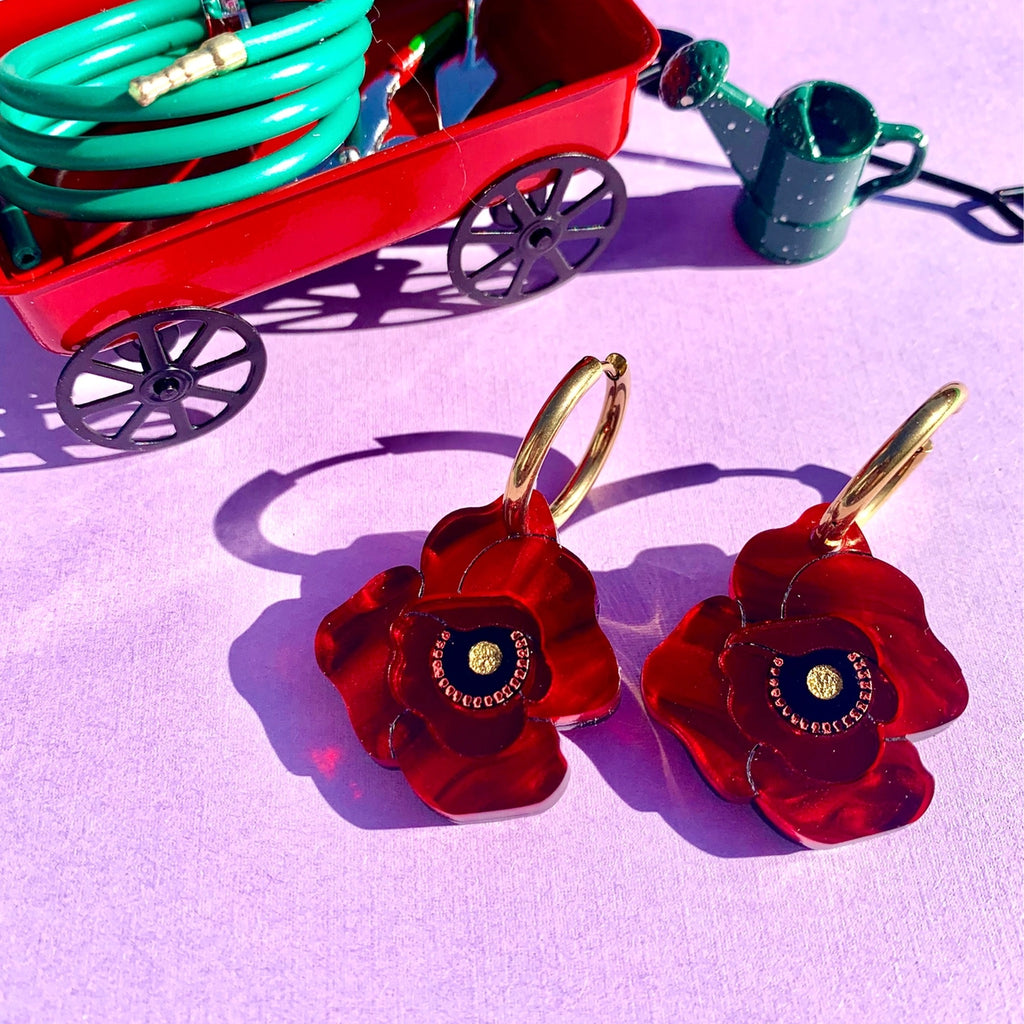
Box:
[806,664,843,701]
[468,641,503,676]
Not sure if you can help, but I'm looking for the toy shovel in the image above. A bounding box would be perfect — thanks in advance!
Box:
[349,12,462,156]
[436,0,497,127]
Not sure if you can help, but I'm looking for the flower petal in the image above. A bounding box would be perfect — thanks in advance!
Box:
[723,641,883,783]
[730,504,870,624]
[729,615,878,659]
[390,713,568,822]
[420,493,556,594]
[314,564,422,765]
[749,738,935,847]
[389,604,530,757]
[641,596,754,802]
[784,552,967,738]
[869,663,900,723]
[459,534,619,726]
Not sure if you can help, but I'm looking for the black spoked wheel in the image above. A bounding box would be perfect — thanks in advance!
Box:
[55,307,267,451]
[448,154,627,306]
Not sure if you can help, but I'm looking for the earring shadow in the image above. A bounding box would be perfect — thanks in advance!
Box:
[218,431,579,829]
[566,464,846,857]
[216,431,847,851]
[573,544,795,857]
[228,527,441,828]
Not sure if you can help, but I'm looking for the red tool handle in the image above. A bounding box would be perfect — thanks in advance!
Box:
[389,11,462,86]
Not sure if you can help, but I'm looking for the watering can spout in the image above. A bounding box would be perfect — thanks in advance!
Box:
[659,39,769,185]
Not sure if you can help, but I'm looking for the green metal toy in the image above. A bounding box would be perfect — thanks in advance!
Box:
[659,38,928,262]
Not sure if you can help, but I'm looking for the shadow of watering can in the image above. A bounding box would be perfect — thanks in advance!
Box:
[659,38,927,262]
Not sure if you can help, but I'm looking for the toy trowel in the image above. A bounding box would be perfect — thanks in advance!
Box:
[436,0,497,127]
[348,12,462,156]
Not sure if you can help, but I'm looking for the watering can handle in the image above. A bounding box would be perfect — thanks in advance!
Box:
[855,122,927,204]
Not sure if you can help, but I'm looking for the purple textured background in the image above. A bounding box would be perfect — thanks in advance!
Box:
[1,1,1021,1021]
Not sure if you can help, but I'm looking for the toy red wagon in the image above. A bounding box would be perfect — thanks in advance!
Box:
[0,0,657,450]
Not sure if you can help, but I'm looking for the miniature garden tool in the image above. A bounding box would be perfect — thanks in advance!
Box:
[349,12,462,156]
[199,0,252,34]
[0,192,40,270]
[659,38,927,262]
[436,0,498,127]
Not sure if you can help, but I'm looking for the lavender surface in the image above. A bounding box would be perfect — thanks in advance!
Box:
[1,1,1020,1021]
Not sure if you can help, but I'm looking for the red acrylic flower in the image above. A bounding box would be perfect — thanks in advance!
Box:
[642,503,967,847]
[315,492,619,822]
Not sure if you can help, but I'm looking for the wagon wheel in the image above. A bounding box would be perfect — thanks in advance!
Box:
[112,322,178,364]
[55,307,267,451]
[448,154,627,306]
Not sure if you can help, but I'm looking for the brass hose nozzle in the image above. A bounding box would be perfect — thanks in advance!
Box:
[129,33,248,107]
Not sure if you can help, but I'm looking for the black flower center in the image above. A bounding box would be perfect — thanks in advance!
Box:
[766,648,873,734]
[431,626,533,709]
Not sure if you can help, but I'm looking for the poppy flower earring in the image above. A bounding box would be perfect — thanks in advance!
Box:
[642,384,969,848]
[315,355,628,822]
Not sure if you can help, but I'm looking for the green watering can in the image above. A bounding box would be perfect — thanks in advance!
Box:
[660,38,928,262]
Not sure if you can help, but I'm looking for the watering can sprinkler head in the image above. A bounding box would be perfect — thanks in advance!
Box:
[658,39,729,110]
[657,39,769,190]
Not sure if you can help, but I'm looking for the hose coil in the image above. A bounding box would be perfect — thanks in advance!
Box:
[0,0,373,220]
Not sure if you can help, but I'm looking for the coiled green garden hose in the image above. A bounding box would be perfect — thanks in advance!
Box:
[0,0,373,222]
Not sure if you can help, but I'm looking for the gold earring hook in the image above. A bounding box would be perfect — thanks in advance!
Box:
[814,382,967,548]
[504,354,629,535]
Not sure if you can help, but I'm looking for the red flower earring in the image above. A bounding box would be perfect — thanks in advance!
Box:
[315,355,629,822]
[642,384,969,848]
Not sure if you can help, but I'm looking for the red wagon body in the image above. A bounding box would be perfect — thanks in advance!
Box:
[0,0,657,448]
[1,0,657,351]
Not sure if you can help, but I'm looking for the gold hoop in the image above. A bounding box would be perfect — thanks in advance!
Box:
[504,354,629,534]
[814,382,967,548]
